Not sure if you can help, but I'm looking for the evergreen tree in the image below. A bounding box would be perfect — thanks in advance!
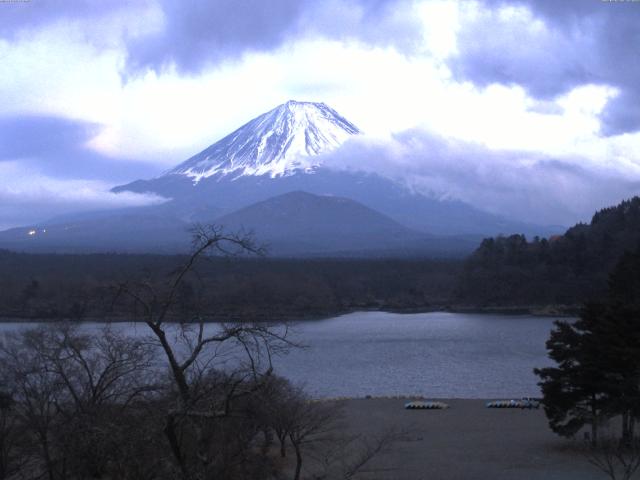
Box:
[534,303,610,445]
[598,249,640,443]
[536,248,640,445]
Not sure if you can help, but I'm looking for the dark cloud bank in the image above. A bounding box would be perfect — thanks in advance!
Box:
[124,0,421,74]
[0,114,165,230]
[0,114,160,182]
[121,0,640,136]
[3,0,638,136]
[0,0,142,38]
[452,0,640,135]
[0,0,421,73]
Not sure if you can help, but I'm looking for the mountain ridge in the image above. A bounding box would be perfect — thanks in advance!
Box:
[214,190,480,256]
[0,101,561,254]
[112,100,558,238]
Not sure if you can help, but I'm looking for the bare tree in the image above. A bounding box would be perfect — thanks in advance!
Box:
[253,375,301,459]
[0,324,158,480]
[0,390,25,480]
[249,376,400,480]
[0,225,396,480]
[584,436,640,480]
[312,429,402,480]
[1,329,65,480]
[258,379,399,480]
[288,399,342,480]
[115,224,294,479]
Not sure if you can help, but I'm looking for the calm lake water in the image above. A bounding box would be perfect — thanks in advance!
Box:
[0,311,560,398]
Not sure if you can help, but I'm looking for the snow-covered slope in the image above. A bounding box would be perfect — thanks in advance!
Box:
[167,100,360,182]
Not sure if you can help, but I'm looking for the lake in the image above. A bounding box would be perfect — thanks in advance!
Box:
[0,311,559,399]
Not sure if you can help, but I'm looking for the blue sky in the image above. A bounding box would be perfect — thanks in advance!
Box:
[1,0,640,229]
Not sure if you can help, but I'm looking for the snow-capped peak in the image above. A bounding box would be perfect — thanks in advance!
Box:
[166,100,361,182]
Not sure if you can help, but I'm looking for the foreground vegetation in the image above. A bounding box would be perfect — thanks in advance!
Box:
[0,227,397,480]
[535,248,640,480]
[0,323,398,480]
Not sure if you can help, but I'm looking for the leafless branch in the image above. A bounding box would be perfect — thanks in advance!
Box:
[584,437,640,480]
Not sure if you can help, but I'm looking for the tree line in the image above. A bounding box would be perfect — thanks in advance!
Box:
[4,196,640,323]
[456,196,640,308]
[0,249,460,322]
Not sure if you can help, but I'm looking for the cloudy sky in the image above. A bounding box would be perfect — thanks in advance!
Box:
[1,0,640,229]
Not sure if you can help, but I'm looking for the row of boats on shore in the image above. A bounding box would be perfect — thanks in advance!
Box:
[404,398,541,410]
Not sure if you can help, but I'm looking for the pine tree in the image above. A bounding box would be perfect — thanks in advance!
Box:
[535,248,640,445]
[598,249,640,443]
[534,303,610,445]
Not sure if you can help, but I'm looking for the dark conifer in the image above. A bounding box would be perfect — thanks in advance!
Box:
[536,248,640,445]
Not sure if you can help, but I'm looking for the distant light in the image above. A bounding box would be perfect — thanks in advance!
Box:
[42,229,47,233]
[28,229,36,236]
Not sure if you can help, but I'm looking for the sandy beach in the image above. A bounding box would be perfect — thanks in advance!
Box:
[331,398,602,480]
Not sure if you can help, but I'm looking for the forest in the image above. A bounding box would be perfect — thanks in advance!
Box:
[456,197,640,309]
[0,249,460,322]
[0,227,398,479]
[2,197,640,322]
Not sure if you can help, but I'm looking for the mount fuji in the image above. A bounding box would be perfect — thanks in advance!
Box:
[167,100,360,181]
[0,101,558,255]
[112,100,363,205]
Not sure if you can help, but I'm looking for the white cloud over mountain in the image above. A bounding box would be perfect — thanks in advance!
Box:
[0,163,165,230]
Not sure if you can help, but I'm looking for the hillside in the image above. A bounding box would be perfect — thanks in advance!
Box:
[456,197,640,308]
[214,191,477,256]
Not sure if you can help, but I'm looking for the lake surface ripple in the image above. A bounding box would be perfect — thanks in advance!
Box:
[0,311,559,398]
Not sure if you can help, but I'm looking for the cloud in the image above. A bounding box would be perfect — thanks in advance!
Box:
[0,115,100,160]
[0,0,153,40]
[323,130,640,226]
[0,162,166,231]
[0,0,105,36]
[0,114,163,182]
[123,0,421,75]
[124,0,302,74]
[1,0,421,77]
[450,0,640,135]
[600,90,640,137]
[4,0,639,138]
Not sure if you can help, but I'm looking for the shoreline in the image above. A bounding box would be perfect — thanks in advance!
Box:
[313,395,542,401]
[0,304,579,323]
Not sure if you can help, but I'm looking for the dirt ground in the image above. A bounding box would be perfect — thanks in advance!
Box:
[328,398,605,480]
